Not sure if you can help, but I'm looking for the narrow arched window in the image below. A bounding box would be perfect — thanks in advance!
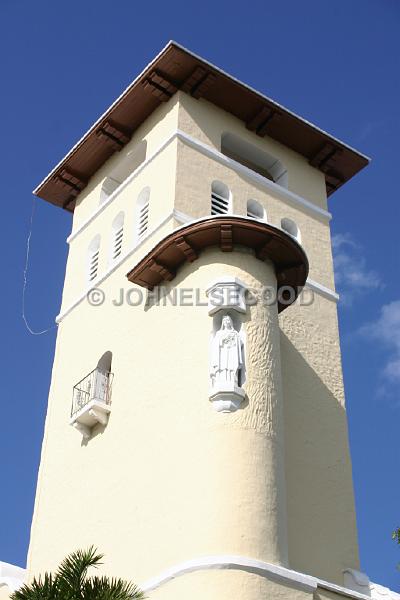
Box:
[87,235,101,283]
[136,187,150,241]
[110,212,124,262]
[281,218,301,243]
[211,181,230,215]
[247,199,265,220]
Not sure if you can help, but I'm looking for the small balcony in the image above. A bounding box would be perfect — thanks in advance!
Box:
[70,368,113,439]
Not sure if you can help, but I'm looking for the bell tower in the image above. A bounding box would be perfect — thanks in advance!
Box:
[27,42,370,600]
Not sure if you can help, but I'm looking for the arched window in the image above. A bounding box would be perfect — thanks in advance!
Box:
[211,181,231,215]
[110,212,124,263]
[247,199,265,220]
[87,235,101,283]
[100,140,147,205]
[281,218,301,243]
[221,132,288,187]
[136,187,150,241]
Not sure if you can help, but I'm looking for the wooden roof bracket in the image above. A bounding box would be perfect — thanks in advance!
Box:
[181,66,216,99]
[246,105,281,137]
[142,70,178,101]
[309,143,343,169]
[96,120,132,152]
[54,168,87,194]
[309,143,345,192]
[52,168,87,212]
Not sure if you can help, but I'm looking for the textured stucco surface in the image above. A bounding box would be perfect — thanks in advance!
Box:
[176,92,328,209]
[280,297,359,581]
[27,91,359,597]
[28,250,289,584]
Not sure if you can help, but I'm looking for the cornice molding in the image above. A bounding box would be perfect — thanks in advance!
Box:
[67,131,178,244]
[306,278,339,303]
[56,211,175,323]
[66,129,332,245]
[175,129,332,221]
[139,554,372,600]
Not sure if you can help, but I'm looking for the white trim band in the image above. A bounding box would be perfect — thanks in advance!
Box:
[67,131,178,244]
[306,278,339,303]
[66,129,332,245]
[139,554,372,600]
[175,129,332,221]
[140,555,317,594]
[56,211,175,323]
[57,214,339,323]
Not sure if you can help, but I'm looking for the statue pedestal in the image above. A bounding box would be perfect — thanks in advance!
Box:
[209,385,245,412]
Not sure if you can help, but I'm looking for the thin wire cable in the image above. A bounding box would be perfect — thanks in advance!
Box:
[22,198,56,335]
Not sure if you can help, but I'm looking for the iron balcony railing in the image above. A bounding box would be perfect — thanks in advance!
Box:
[71,368,113,417]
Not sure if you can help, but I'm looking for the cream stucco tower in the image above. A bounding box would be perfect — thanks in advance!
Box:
[25,42,372,600]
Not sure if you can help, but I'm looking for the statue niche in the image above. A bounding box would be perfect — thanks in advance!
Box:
[209,314,245,412]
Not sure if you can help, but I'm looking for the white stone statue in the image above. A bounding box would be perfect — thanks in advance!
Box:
[210,315,244,389]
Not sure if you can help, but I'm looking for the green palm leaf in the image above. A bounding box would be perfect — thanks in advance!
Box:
[82,576,145,600]
[56,546,103,598]
[10,548,144,600]
[12,573,58,600]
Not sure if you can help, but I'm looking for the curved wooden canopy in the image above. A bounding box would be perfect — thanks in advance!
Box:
[126,216,309,313]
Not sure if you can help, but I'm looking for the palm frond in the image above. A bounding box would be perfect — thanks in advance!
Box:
[56,546,103,598]
[82,576,145,600]
[11,548,144,600]
[11,573,58,600]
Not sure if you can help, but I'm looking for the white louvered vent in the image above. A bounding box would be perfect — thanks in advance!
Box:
[112,225,124,260]
[89,249,100,282]
[211,192,229,215]
[138,201,149,239]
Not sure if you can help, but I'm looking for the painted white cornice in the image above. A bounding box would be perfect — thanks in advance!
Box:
[140,555,317,594]
[66,129,331,245]
[56,211,175,323]
[139,554,373,600]
[67,131,178,244]
[175,129,332,221]
[306,278,339,303]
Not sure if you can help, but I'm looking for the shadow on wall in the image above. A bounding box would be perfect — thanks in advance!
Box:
[280,330,359,584]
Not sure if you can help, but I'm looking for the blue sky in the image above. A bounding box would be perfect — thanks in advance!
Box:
[1,0,399,591]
